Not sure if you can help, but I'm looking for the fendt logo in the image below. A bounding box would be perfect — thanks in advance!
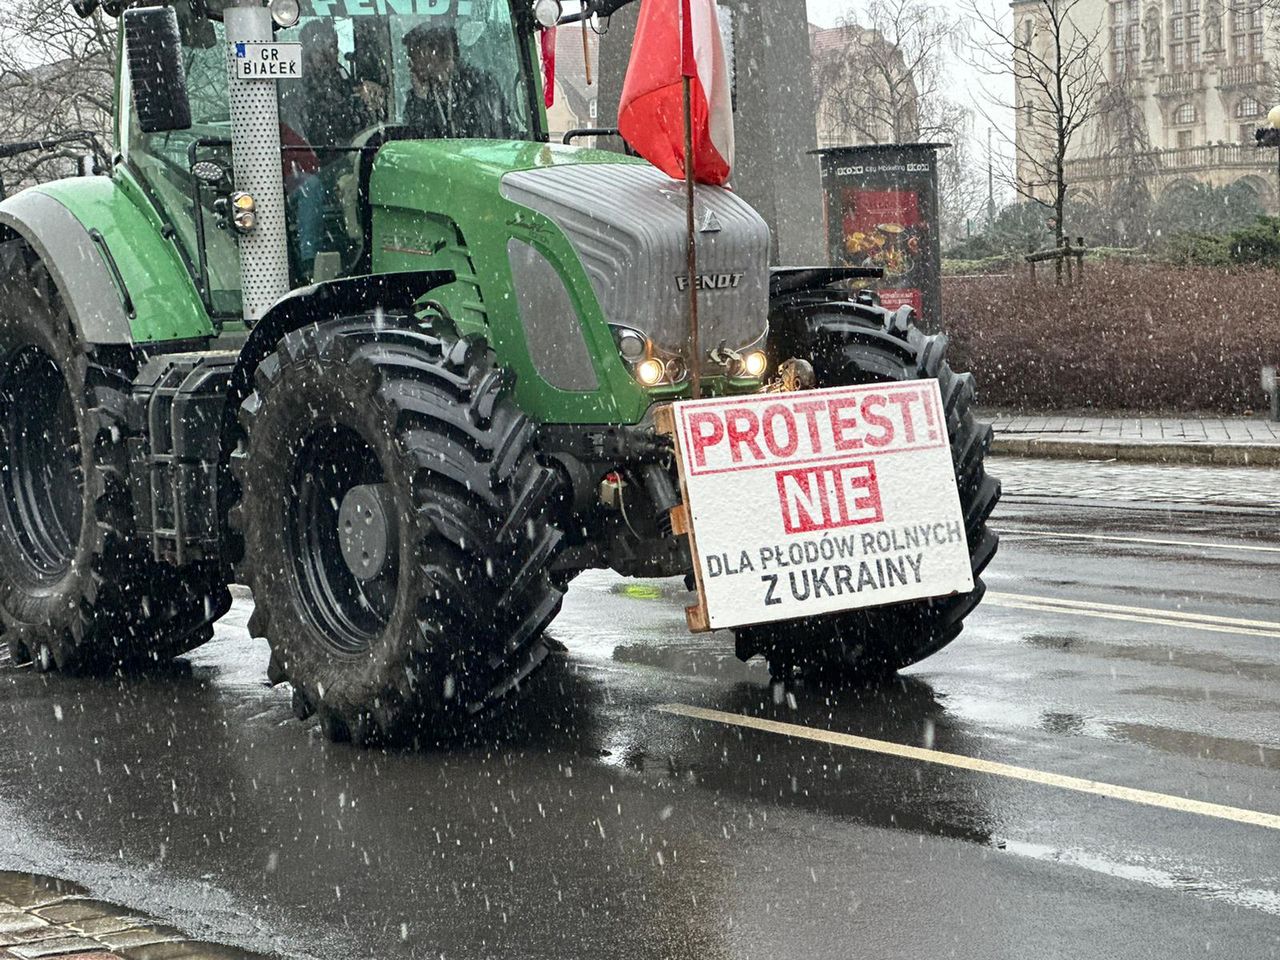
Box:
[676,273,745,292]
[776,460,883,534]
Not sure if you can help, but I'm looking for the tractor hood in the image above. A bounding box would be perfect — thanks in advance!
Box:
[370,140,772,365]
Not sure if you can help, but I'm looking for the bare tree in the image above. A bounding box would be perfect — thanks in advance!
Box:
[934,99,990,246]
[1088,81,1156,245]
[0,0,115,190]
[815,0,954,146]
[815,1,984,240]
[966,0,1106,276]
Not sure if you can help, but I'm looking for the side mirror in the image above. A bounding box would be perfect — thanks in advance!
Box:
[124,6,192,134]
[71,0,132,18]
[532,0,562,28]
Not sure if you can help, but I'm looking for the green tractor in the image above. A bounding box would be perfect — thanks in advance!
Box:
[0,0,999,743]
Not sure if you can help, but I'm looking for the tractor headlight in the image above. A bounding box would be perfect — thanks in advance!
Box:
[230,192,257,233]
[612,325,649,363]
[270,0,301,27]
[635,358,666,387]
[740,350,769,379]
[709,327,770,381]
[533,0,563,28]
[610,325,691,388]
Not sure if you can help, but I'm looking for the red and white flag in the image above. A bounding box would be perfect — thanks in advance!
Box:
[617,0,734,186]
[540,27,557,108]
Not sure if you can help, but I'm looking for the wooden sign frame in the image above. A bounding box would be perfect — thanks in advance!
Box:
[653,405,712,634]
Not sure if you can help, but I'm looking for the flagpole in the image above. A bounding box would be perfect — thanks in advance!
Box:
[681,0,701,400]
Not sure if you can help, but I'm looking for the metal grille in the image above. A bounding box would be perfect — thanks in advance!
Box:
[224,6,291,322]
[502,164,771,358]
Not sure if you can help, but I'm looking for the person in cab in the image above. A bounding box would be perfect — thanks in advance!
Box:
[401,17,508,140]
[300,18,385,146]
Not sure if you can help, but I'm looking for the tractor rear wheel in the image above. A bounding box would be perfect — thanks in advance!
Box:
[739,301,1001,679]
[0,245,228,671]
[233,317,565,745]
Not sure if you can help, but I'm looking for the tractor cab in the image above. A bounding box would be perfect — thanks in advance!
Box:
[126,0,545,317]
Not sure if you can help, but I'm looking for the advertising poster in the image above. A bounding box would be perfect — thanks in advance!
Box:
[815,144,947,327]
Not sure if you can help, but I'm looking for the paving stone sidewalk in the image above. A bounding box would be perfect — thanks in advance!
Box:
[0,873,272,960]
[992,456,1280,508]
[983,412,1280,466]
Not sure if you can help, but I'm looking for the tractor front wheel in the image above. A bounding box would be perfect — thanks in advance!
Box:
[233,318,565,744]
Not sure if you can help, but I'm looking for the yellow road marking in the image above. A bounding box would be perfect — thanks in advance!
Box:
[1006,529,1280,555]
[985,592,1280,639]
[656,703,1280,832]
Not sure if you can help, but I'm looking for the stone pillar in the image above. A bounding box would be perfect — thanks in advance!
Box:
[597,0,826,265]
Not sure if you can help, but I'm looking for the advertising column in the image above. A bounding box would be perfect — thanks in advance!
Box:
[816,143,947,329]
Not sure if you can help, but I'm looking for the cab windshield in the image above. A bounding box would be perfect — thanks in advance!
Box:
[275,0,539,149]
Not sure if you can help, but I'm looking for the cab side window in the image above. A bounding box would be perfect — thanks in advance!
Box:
[124,9,240,315]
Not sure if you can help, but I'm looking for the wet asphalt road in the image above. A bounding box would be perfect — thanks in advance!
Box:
[0,459,1278,959]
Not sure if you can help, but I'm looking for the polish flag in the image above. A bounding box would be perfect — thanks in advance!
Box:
[617,0,734,186]
[540,27,557,108]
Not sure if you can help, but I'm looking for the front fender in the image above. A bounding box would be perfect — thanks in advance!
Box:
[220,270,457,455]
[0,175,213,347]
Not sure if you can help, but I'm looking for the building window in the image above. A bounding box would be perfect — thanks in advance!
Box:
[1177,129,1193,148]
[1237,96,1263,119]
[1174,102,1197,124]
[1111,0,1141,76]
[1231,3,1264,62]
[1169,0,1203,69]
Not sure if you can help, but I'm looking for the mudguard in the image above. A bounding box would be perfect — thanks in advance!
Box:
[0,176,213,347]
[221,269,456,450]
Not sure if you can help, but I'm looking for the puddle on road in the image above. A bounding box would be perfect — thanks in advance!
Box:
[1025,632,1280,684]
[1122,684,1278,713]
[997,839,1280,918]
[1032,710,1280,770]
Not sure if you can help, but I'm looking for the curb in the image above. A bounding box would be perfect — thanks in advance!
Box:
[0,870,270,960]
[991,436,1280,467]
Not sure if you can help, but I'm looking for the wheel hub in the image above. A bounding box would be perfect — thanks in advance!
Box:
[338,483,397,581]
[0,347,81,582]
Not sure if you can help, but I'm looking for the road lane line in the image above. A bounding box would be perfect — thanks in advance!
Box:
[1004,529,1280,555]
[985,598,1280,640]
[656,703,1280,831]
[987,592,1280,637]
[992,592,1280,628]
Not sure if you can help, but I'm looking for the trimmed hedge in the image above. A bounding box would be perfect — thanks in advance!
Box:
[943,263,1280,415]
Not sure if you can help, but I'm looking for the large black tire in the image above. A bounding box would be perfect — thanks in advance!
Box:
[740,300,1001,679]
[232,317,565,745]
[0,245,229,672]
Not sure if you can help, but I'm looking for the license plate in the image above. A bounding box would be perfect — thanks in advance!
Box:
[234,42,303,81]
